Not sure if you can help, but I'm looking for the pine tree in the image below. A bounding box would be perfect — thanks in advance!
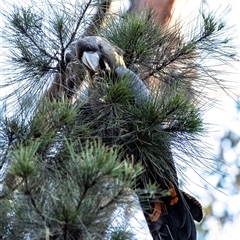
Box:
[0,0,238,239]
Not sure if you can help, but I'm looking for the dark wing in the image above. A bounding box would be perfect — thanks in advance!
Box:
[144,183,199,240]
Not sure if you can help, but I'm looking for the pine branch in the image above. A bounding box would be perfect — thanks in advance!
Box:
[83,0,112,36]
[66,0,94,48]
[0,1,239,239]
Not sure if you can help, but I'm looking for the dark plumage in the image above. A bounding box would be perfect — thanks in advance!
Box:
[75,35,203,240]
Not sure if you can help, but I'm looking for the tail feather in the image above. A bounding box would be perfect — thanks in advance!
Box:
[142,183,202,240]
[182,190,203,222]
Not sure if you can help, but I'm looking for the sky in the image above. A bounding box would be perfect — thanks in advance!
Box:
[199,0,240,236]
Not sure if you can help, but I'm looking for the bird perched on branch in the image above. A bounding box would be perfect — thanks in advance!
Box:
[75,36,150,103]
[75,35,203,240]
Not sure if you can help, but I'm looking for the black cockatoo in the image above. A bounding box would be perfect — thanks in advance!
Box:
[75,35,203,240]
[75,36,150,103]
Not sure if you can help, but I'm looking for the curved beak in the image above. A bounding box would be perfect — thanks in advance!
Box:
[81,51,111,73]
[81,51,100,72]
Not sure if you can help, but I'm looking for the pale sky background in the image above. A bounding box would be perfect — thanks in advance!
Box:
[0,0,239,239]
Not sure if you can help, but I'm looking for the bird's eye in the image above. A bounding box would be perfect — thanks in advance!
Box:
[98,44,103,50]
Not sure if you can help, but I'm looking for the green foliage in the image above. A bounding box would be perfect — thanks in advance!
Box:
[0,0,105,113]
[71,73,204,193]
[0,0,239,239]
[109,228,135,240]
[102,77,136,104]
[1,128,143,238]
[100,8,237,102]
[100,11,162,68]
[9,141,40,178]
[0,65,205,239]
